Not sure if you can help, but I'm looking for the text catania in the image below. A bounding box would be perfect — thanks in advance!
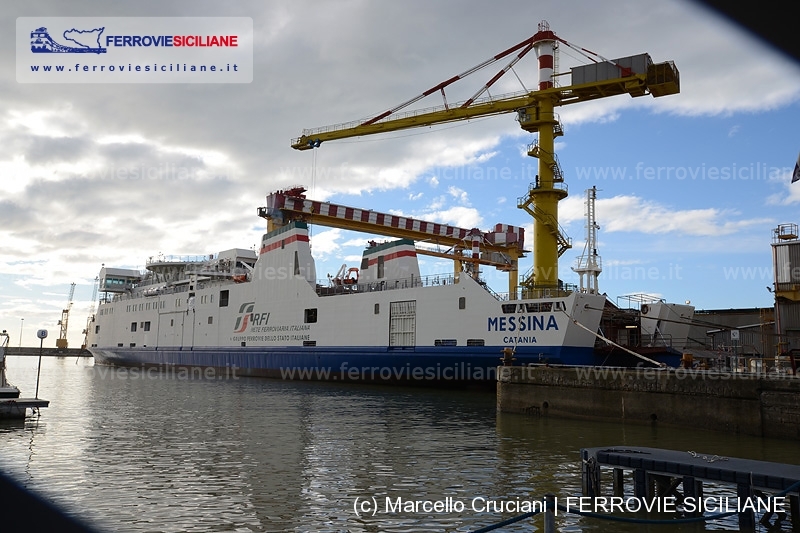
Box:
[488,315,559,332]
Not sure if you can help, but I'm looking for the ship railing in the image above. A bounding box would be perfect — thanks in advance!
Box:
[316,272,456,296]
[476,279,508,301]
[147,254,215,266]
[641,333,673,348]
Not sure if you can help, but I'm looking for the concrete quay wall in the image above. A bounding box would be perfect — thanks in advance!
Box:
[496,365,800,440]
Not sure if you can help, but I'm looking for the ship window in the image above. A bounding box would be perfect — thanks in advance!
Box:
[130,343,136,347]
[95,325,100,334]
[540,302,552,312]
[303,340,317,347]
[304,308,318,323]
[208,316,213,325]
[294,251,300,275]
[143,321,151,332]
[526,303,540,313]
[434,339,457,346]
[219,290,229,307]
[501,303,516,314]
[467,339,485,346]
[170,319,174,327]
[361,257,369,270]
[377,256,385,279]
[459,297,466,310]
[130,322,137,332]
[374,303,380,315]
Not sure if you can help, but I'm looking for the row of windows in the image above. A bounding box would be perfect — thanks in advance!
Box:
[501,301,565,314]
[433,339,485,346]
[126,301,166,312]
[123,290,230,313]
[130,321,151,332]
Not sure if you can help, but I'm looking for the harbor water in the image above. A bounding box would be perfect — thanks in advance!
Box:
[0,355,798,532]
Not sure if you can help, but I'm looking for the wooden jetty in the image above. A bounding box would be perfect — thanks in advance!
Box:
[581,446,800,530]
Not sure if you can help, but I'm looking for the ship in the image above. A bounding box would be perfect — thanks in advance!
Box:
[86,187,614,385]
[88,24,687,385]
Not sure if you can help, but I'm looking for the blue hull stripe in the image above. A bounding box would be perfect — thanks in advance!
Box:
[93,345,599,382]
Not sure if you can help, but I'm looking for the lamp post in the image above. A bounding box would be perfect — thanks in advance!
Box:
[35,329,47,399]
[19,318,24,349]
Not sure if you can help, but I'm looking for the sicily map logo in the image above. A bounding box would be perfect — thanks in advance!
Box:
[30,26,107,54]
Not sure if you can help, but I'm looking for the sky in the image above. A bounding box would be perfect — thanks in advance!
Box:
[1,1,799,349]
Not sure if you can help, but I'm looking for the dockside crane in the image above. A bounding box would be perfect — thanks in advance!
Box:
[291,21,679,298]
[56,282,75,350]
[259,186,525,288]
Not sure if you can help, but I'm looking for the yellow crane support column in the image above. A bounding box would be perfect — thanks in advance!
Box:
[534,98,563,292]
[518,97,569,297]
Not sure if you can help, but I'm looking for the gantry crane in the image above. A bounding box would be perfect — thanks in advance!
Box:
[258,186,525,290]
[291,21,679,298]
[56,282,76,350]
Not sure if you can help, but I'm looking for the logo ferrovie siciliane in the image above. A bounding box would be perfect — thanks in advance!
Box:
[30,26,107,54]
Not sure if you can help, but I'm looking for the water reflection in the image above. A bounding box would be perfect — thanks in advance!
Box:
[0,357,797,532]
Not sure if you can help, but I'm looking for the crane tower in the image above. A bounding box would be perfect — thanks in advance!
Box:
[572,186,602,294]
[56,282,76,350]
[291,21,679,299]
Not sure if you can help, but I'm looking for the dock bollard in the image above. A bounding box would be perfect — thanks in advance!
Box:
[501,347,516,366]
[543,493,555,533]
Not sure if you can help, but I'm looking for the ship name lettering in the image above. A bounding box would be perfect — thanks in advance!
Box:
[503,336,537,344]
[488,315,558,332]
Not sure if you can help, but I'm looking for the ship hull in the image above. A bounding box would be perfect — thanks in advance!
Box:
[90,344,598,385]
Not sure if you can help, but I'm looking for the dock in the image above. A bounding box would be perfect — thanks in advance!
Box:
[0,398,49,419]
[3,346,92,357]
[496,365,800,439]
[581,446,800,530]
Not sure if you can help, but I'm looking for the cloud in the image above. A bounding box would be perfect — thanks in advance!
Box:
[560,194,772,236]
[766,179,800,206]
[309,228,343,258]
[423,206,483,228]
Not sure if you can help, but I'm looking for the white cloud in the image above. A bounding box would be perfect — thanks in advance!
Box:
[309,228,343,258]
[561,194,772,236]
[424,206,483,228]
[447,186,470,205]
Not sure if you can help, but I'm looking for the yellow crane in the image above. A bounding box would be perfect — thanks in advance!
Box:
[56,282,75,350]
[291,21,679,298]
